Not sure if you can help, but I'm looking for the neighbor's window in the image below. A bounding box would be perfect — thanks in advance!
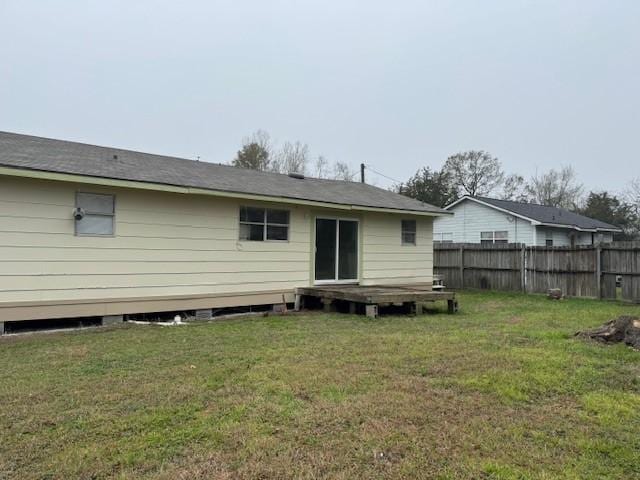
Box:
[434,232,453,243]
[75,192,115,236]
[239,206,289,241]
[494,231,508,244]
[401,219,417,245]
[481,231,508,244]
[545,231,554,247]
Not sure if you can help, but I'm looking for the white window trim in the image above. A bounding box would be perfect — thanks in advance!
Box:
[545,230,554,247]
[239,206,290,242]
[314,216,360,285]
[481,231,509,244]
[401,219,417,246]
[434,232,453,243]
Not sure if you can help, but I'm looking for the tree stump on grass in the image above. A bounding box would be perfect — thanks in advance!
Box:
[576,316,640,349]
[547,288,564,300]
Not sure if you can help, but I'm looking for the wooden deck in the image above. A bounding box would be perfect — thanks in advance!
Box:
[295,284,458,318]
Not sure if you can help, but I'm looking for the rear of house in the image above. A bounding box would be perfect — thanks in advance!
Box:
[0,132,447,326]
[434,196,620,246]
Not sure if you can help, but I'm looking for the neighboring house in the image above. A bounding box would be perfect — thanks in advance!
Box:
[0,131,448,325]
[433,196,621,246]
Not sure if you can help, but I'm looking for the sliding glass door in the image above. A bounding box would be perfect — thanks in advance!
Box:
[315,218,358,283]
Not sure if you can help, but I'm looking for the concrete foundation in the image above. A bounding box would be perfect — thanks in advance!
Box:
[294,294,303,311]
[365,304,378,319]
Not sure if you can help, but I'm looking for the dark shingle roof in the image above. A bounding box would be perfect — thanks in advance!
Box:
[0,131,446,215]
[473,196,621,231]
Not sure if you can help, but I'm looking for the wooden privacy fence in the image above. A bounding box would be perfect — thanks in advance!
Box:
[434,242,640,303]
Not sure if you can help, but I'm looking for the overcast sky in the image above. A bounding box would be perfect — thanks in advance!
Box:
[1,0,638,192]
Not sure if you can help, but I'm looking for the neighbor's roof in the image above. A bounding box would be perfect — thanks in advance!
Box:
[0,131,447,215]
[446,196,621,232]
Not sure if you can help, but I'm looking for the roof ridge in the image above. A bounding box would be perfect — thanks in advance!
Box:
[0,130,447,214]
[472,196,619,230]
[476,196,553,209]
[0,130,364,186]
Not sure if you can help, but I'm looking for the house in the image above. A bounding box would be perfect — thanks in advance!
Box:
[433,196,621,246]
[0,131,449,327]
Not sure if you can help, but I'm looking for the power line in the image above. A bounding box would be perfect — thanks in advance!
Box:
[364,164,404,185]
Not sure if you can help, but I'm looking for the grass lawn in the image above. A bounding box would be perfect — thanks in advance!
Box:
[1,291,639,480]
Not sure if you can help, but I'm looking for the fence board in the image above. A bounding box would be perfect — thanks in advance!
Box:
[434,242,640,303]
[433,245,463,288]
[525,246,598,298]
[601,243,640,302]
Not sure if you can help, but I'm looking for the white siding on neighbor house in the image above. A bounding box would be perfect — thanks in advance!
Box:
[433,200,536,244]
[361,212,433,285]
[600,232,614,244]
[0,176,436,307]
[534,227,572,246]
[534,228,613,246]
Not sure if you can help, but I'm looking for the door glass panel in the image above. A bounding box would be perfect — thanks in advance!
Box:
[338,220,358,280]
[315,219,337,280]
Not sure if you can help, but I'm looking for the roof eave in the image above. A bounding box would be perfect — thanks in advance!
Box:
[0,164,446,217]
[536,222,622,233]
[445,196,539,224]
[448,196,621,233]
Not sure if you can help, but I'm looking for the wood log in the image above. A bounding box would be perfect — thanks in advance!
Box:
[576,316,640,349]
[547,288,563,300]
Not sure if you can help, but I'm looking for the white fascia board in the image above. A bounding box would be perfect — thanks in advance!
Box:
[0,165,445,217]
[537,223,622,233]
[446,196,540,225]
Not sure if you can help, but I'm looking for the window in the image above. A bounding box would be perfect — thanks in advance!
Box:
[75,192,115,236]
[481,231,508,244]
[434,232,453,243]
[545,231,554,247]
[494,231,508,244]
[239,206,289,241]
[401,219,417,245]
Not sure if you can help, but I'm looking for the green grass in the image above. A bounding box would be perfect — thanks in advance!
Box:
[1,291,639,479]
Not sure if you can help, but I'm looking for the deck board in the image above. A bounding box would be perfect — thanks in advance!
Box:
[295,284,456,308]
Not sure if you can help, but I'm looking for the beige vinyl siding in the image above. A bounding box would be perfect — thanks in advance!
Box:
[0,176,311,304]
[0,175,437,319]
[361,212,433,285]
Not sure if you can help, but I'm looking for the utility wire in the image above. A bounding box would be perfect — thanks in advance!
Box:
[364,164,405,185]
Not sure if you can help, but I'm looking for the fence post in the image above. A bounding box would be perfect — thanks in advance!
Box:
[459,245,465,289]
[596,246,602,299]
[520,243,526,292]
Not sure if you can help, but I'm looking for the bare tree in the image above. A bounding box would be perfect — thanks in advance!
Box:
[332,161,357,181]
[525,166,583,209]
[500,174,528,202]
[249,129,272,156]
[231,130,273,171]
[271,141,309,174]
[443,150,504,197]
[625,179,640,237]
[626,178,640,211]
[314,155,330,178]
